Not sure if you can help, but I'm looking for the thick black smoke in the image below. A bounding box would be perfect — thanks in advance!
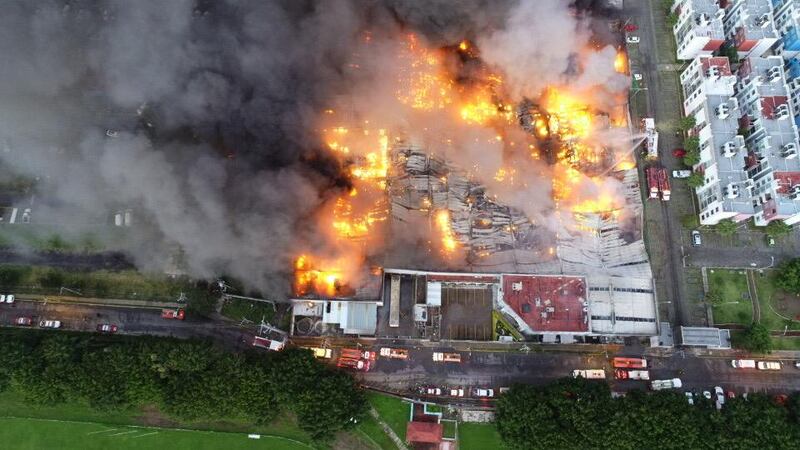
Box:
[0,0,620,296]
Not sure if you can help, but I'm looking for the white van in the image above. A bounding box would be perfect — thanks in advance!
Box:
[757,361,782,371]
[731,359,756,369]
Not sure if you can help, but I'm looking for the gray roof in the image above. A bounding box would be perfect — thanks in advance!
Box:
[679,326,732,348]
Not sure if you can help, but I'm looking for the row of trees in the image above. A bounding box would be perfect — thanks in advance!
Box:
[777,257,800,295]
[496,378,800,450]
[0,331,366,440]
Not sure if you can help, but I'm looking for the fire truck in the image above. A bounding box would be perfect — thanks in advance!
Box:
[645,167,670,201]
[161,308,185,320]
[337,357,371,372]
[612,357,647,369]
[614,369,650,380]
[572,369,606,379]
[341,348,377,361]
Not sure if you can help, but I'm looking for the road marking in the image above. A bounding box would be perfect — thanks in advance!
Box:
[87,429,117,435]
[132,432,159,438]
[109,430,139,436]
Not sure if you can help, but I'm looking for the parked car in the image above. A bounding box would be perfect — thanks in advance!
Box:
[5,294,13,304]
[626,36,640,43]
[727,390,736,399]
[715,386,725,406]
[624,24,638,32]
[303,347,332,359]
[449,387,465,397]
[731,359,756,369]
[703,390,712,400]
[691,230,702,246]
[766,235,776,246]
[472,388,494,398]
[96,323,118,333]
[685,392,694,405]
[672,148,686,158]
[757,361,782,370]
[795,361,800,369]
[15,317,32,326]
[633,73,643,81]
[420,386,441,396]
[672,170,691,178]
[39,320,61,328]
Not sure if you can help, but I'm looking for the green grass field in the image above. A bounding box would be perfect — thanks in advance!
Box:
[458,423,503,450]
[0,417,311,450]
[708,269,752,325]
[367,393,408,442]
[354,415,396,450]
[755,271,800,332]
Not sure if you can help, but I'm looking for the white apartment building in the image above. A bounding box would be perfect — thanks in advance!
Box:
[680,55,800,225]
[723,0,779,58]
[672,0,726,60]
[772,0,800,59]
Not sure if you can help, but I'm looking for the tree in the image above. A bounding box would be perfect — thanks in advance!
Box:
[686,172,704,188]
[740,322,772,353]
[666,13,679,27]
[677,116,697,132]
[766,220,793,237]
[715,218,738,236]
[684,136,700,152]
[683,151,700,167]
[722,44,740,63]
[776,258,800,295]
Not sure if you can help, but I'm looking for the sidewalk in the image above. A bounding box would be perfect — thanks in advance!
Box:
[16,294,181,309]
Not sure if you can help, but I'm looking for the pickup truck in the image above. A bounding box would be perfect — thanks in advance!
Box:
[650,378,682,390]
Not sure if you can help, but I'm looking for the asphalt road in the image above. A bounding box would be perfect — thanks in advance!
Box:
[0,300,251,345]
[355,343,800,403]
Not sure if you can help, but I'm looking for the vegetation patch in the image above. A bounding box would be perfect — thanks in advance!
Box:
[492,311,523,341]
[496,379,800,449]
[458,423,503,450]
[0,417,311,450]
[755,270,800,332]
[367,393,409,442]
[221,298,276,324]
[707,269,752,325]
[0,330,366,442]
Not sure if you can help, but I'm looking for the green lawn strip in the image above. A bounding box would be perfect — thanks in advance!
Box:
[441,419,457,439]
[458,423,503,450]
[754,271,800,332]
[771,336,800,351]
[0,224,131,253]
[0,417,310,450]
[367,393,409,442]
[0,390,316,446]
[355,415,397,450]
[0,264,205,302]
[708,269,752,325]
[221,298,275,323]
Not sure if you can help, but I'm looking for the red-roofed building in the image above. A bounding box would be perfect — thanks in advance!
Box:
[760,96,790,120]
[406,422,443,448]
[501,274,588,333]
[774,171,800,194]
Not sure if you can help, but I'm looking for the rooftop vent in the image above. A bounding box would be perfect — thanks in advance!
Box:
[696,13,711,27]
[716,103,731,119]
[782,143,798,159]
[706,66,721,79]
[722,141,738,157]
[790,185,800,199]
[776,104,791,120]
[725,183,740,199]
[767,66,782,82]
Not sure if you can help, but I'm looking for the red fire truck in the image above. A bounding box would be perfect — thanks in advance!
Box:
[161,308,185,320]
[645,167,670,201]
[612,357,647,369]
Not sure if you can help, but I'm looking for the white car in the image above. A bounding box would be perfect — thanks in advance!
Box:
[449,388,465,397]
[472,388,494,398]
[5,294,13,304]
[633,73,643,81]
[424,387,442,396]
[757,361,782,370]
[672,170,691,178]
[731,359,756,369]
[39,320,61,328]
[626,36,640,43]
[714,386,725,406]
[0,295,4,303]
[691,230,702,246]
[685,392,694,405]
[703,390,712,400]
